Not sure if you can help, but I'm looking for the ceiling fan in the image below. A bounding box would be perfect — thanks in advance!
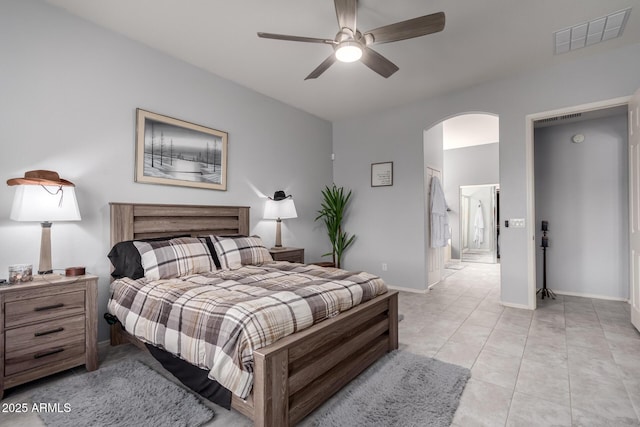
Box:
[257,0,445,80]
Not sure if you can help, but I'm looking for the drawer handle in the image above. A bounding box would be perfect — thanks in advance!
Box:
[33,348,64,359]
[34,327,64,337]
[34,303,64,312]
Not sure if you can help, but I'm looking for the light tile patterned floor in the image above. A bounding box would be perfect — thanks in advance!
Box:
[399,262,640,426]
[3,262,640,426]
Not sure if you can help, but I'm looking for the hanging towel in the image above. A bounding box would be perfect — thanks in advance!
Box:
[473,202,484,246]
[430,176,451,248]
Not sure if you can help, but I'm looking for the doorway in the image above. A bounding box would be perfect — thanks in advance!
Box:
[460,184,500,264]
[424,112,500,286]
[525,96,631,310]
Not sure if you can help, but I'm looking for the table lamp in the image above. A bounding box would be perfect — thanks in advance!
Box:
[7,170,81,274]
[264,190,297,248]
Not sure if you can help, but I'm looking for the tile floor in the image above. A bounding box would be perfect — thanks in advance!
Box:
[400,262,640,426]
[3,262,640,426]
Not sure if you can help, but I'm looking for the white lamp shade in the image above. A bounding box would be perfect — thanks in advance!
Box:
[264,198,297,220]
[10,185,81,222]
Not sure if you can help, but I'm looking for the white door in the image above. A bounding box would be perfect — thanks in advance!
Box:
[630,89,640,332]
[426,167,444,287]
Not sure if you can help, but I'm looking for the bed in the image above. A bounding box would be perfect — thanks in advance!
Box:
[107,202,398,427]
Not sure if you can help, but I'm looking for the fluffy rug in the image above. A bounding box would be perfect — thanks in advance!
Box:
[31,360,214,427]
[309,351,470,427]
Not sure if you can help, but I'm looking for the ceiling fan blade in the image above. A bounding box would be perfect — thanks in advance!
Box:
[364,12,445,45]
[257,32,335,45]
[334,0,357,31]
[360,48,399,78]
[305,54,337,80]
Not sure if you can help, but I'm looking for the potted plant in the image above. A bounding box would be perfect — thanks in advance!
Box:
[315,184,356,268]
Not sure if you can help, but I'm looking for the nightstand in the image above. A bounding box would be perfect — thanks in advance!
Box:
[269,247,304,263]
[312,261,336,268]
[0,274,98,398]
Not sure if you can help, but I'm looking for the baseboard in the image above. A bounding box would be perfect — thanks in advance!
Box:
[552,290,629,302]
[387,284,428,294]
[501,301,533,310]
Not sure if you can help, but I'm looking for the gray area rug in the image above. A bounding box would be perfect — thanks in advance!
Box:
[309,351,470,427]
[31,359,215,427]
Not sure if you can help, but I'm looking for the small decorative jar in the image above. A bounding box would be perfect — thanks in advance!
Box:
[9,264,33,284]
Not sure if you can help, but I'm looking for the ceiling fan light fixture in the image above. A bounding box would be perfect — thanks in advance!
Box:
[335,40,362,62]
[257,3,444,79]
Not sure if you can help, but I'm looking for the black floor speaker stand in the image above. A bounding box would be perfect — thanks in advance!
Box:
[537,244,556,300]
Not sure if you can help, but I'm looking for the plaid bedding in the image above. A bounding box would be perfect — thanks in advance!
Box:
[134,237,215,280]
[107,262,388,398]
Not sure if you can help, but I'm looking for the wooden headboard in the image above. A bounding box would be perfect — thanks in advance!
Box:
[109,202,250,246]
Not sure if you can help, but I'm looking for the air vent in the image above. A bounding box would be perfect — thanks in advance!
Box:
[558,113,582,121]
[535,106,626,129]
[534,113,585,128]
[537,113,582,124]
[554,8,631,54]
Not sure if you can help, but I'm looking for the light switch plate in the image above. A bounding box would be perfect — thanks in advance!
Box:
[510,218,526,228]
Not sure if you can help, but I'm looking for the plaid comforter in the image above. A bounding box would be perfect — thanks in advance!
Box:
[107,262,388,398]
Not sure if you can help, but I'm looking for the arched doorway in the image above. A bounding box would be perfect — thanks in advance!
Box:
[424,112,500,286]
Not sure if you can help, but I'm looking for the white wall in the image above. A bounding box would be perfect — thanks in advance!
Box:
[334,42,640,306]
[444,143,499,259]
[534,114,629,299]
[0,0,333,341]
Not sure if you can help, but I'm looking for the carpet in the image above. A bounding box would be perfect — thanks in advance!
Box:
[309,351,470,427]
[31,359,215,427]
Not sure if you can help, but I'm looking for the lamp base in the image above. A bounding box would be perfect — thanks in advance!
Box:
[39,222,53,275]
[274,219,283,248]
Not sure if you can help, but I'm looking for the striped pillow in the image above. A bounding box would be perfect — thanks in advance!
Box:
[134,237,215,280]
[211,235,273,270]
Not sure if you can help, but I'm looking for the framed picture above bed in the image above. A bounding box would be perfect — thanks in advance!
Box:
[135,109,228,191]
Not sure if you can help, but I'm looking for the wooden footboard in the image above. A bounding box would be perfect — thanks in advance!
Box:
[234,290,398,426]
[110,290,398,426]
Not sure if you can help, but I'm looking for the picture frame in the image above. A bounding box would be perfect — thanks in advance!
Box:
[135,109,228,191]
[371,161,393,187]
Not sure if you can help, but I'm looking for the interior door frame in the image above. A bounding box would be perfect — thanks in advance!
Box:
[524,95,631,310]
[461,194,470,252]
[629,89,640,332]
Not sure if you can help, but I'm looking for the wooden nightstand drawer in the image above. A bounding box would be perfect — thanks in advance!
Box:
[284,252,304,263]
[5,337,85,376]
[4,290,85,328]
[6,314,86,355]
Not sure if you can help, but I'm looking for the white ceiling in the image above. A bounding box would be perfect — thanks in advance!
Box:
[44,0,640,122]
[443,114,499,150]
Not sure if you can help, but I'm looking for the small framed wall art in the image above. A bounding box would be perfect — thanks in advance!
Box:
[371,161,393,187]
[135,109,228,191]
